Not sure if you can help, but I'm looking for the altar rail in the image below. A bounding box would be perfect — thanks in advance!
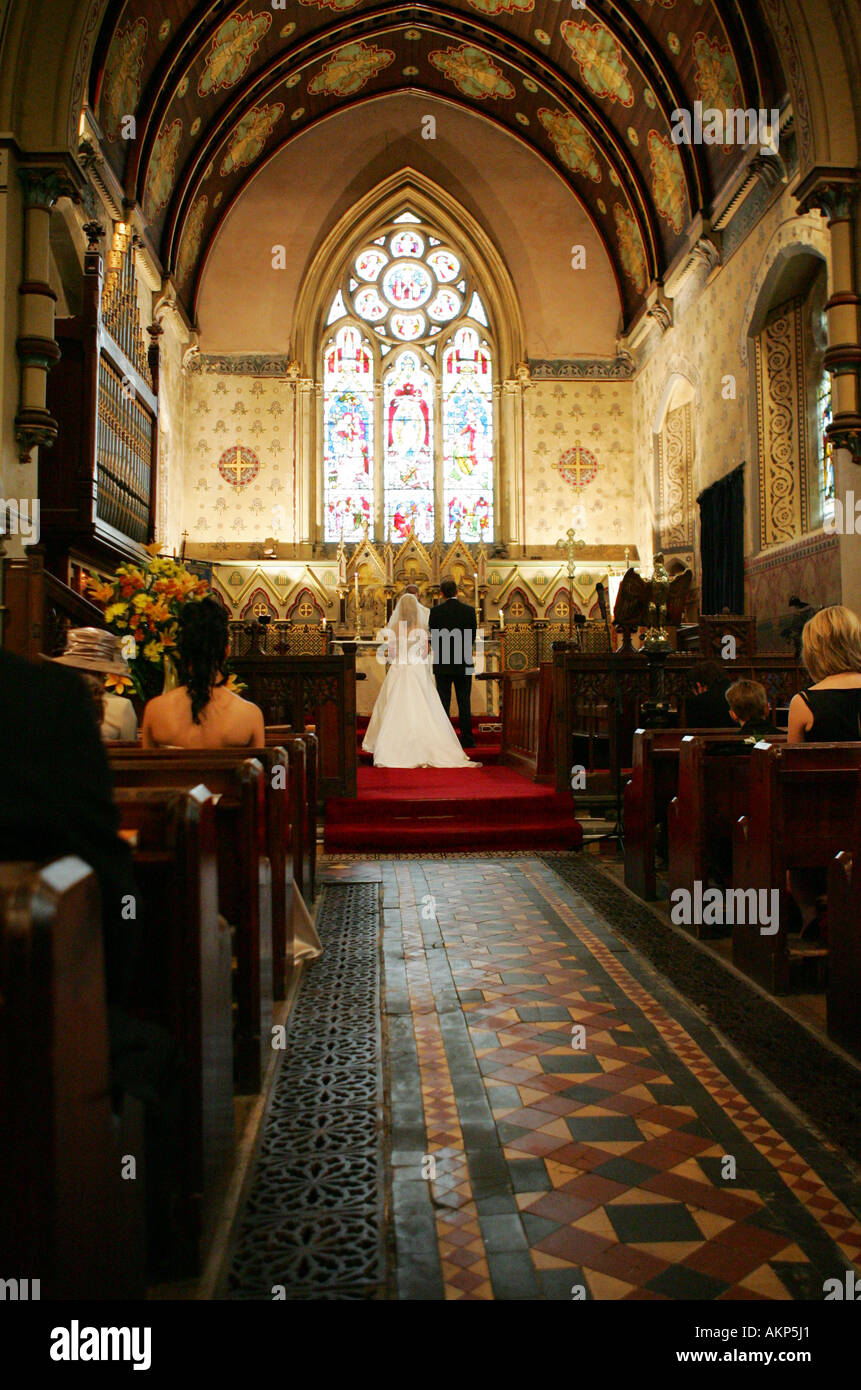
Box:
[552,648,807,795]
[229,651,357,799]
[501,665,554,782]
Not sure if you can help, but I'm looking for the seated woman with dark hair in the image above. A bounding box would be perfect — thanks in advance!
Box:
[142,597,265,749]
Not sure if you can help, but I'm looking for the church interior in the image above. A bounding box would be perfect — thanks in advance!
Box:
[2,0,861,1328]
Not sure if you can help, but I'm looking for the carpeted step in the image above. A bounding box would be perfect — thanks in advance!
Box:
[325,820,579,852]
[323,764,582,853]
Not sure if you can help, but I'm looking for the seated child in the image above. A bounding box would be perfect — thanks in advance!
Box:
[724,678,780,745]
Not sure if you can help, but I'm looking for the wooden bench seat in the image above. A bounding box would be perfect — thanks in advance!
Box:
[109,755,272,1091]
[624,728,751,900]
[827,795,861,1059]
[114,785,233,1270]
[265,728,317,901]
[667,733,786,927]
[0,857,145,1298]
[110,746,294,999]
[733,742,861,993]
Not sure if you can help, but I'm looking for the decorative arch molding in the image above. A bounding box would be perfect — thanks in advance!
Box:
[739,216,830,365]
[651,359,703,436]
[293,168,525,379]
[760,0,859,173]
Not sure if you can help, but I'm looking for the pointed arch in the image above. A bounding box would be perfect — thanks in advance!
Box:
[294,169,524,378]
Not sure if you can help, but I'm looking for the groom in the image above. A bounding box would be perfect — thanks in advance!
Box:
[429,578,477,749]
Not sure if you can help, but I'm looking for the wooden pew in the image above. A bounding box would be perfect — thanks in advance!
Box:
[0,857,144,1299]
[733,742,861,993]
[624,728,738,900]
[827,800,861,1059]
[667,733,786,927]
[114,785,233,1269]
[110,746,293,1000]
[109,755,272,1091]
[265,727,317,900]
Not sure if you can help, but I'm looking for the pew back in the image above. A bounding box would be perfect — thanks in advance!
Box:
[114,785,233,1266]
[265,728,317,900]
[624,728,752,900]
[109,746,293,999]
[668,734,786,921]
[110,756,271,1091]
[733,742,861,992]
[0,857,144,1298]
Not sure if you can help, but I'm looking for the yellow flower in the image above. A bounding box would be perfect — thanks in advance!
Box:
[143,640,163,663]
[104,674,134,694]
[223,673,246,695]
[105,602,129,627]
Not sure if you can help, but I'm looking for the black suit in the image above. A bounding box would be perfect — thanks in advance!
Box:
[685,681,734,728]
[428,597,478,747]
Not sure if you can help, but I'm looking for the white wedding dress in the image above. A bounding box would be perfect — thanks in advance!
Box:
[362,594,478,769]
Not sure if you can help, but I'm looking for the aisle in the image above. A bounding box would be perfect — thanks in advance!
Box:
[227,857,861,1300]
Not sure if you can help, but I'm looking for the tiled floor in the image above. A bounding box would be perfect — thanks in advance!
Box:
[368,857,861,1300]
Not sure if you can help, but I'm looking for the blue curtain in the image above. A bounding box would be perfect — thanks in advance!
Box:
[698,464,745,613]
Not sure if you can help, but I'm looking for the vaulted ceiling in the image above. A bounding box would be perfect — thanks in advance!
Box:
[89,1,789,328]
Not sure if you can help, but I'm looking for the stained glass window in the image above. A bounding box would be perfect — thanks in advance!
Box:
[322,211,495,543]
[818,371,835,522]
[384,351,435,542]
[442,327,494,543]
[323,325,374,541]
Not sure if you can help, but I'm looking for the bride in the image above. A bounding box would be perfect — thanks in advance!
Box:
[362,592,479,769]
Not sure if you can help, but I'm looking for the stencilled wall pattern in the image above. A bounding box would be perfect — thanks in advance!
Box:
[180,368,297,546]
[657,401,695,551]
[754,296,809,548]
[522,379,638,551]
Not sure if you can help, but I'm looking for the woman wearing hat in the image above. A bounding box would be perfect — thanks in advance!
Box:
[51,628,139,742]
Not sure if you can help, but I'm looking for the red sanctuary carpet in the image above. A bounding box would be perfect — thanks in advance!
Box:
[324,764,583,853]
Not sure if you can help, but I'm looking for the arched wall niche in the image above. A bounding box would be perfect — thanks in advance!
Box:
[652,367,700,569]
[744,239,832,553]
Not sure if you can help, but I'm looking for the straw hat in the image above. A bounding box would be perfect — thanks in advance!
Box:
[50,627,131,676]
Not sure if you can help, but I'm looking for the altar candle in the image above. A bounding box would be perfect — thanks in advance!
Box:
[322,616,327,629]
[354,570,359,616]
[499,608,505,630]
[474,572,479,611]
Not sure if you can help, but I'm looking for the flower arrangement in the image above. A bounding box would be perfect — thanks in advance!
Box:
[83,552,240,703]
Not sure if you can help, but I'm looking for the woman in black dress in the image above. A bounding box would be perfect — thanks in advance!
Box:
[786,605,861,937]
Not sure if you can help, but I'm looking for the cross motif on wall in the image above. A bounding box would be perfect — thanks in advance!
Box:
[226,448,256,487]
[297,603,314,619]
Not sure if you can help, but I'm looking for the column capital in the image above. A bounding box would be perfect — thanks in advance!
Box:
[17,158,82,211]
[795,168,860,224]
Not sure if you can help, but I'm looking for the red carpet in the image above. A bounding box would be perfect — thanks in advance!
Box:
[324,764,583,853]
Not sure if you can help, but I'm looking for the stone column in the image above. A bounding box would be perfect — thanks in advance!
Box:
[796,171,861,462]
[15,165,79,464]
[500,372,526,548]
[295,377,315,543]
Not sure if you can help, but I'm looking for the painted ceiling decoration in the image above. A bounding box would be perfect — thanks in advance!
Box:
[89,1,789,328]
